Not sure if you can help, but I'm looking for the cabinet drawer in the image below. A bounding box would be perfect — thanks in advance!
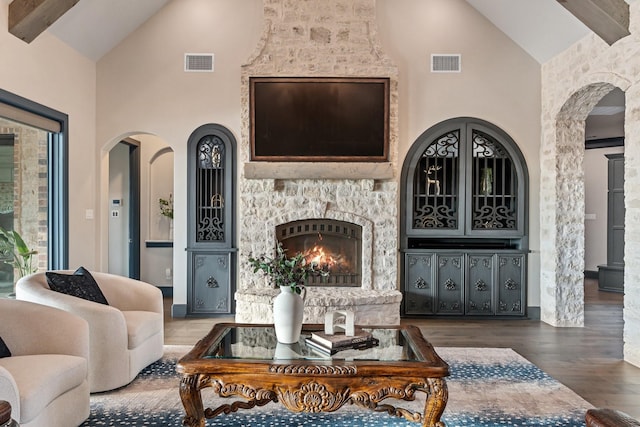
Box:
[190,252,232,314]
[404,253,435,315]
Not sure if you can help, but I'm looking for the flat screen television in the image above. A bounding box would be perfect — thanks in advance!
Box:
[250,77,389,162]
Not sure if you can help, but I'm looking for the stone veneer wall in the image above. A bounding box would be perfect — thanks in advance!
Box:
[236,0,402,324]
[0,118,48,274]
[541,2,640,366]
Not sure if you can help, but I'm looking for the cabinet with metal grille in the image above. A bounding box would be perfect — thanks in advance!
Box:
[401,118,529,318]
[187,124,236,315]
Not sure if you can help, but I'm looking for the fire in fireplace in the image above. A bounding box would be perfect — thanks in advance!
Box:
[276,219,362,287]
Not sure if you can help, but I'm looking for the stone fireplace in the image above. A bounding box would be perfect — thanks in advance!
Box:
[234,0,402,325]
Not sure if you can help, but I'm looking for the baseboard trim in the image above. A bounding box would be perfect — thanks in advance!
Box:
[584,270,598,279]
[171,304,187,318]
[527,306,540,320]
[158,286,173,298]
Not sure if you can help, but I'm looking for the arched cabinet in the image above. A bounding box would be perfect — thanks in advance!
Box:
[401,118,529,317]
[187,124,236,315]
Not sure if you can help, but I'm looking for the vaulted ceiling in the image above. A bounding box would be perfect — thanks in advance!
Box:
[8,0,631,63]
[6,0,633,139]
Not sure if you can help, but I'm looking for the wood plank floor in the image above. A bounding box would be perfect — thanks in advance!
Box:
[164,278,640,420]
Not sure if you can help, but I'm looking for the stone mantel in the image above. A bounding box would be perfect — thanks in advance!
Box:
[243,161,395,180]
[236,0,402,326]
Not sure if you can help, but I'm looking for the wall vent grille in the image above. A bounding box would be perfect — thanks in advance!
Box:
[184,54,214,72]
[431,54,461,73]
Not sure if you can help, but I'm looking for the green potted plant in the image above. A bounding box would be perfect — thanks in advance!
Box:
[0,227,38,293]
[158,193,174,219]
[248,242,328,343]
[159,193,174,240]
[248,242,327,294]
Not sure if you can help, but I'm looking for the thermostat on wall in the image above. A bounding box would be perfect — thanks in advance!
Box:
[112,199,122,207]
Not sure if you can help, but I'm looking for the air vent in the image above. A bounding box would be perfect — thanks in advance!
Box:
[184,53,214,72]
[431,54,461,73]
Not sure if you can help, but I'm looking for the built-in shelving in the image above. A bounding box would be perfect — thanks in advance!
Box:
[401,118,529,318]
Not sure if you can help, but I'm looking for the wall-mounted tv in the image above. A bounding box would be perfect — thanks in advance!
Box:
[250,77,389,162]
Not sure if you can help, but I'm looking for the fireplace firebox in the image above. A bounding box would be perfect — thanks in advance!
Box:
[276,219,362,287]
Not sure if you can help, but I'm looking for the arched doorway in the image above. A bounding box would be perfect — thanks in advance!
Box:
[541,82,625,327]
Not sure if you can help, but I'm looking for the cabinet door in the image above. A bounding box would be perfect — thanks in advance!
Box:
[435,254,464,314]
[408,128,465,236]
[466,254,494,315]
[190,252,233,314]
[404,253,435,315]
[497,254,525,315]
[467,127,523,236]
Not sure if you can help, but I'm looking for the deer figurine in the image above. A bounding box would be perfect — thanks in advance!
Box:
[425,165,442,195]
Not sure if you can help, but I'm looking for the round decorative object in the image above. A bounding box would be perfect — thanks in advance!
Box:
[273,286,306,344]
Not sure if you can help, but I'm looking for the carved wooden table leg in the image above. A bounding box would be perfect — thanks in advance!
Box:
[179,374,206,427]
[423,378,448,427]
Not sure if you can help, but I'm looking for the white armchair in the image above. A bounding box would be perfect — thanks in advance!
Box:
[0,299,90,427]
[16,271,164,393]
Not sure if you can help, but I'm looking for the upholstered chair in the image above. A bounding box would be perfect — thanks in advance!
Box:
[16,270,164,393]
[0,299,90,427]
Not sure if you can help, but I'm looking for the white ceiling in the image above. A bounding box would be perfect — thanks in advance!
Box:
[45,0,594,63]
[47,0,171,61]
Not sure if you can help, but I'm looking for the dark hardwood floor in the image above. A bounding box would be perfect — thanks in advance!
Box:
[164,278,640,419]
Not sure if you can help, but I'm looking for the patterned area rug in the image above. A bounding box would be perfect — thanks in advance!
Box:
[81,346,593,427]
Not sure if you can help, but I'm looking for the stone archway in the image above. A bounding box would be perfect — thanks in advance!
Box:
[541,82,619,327]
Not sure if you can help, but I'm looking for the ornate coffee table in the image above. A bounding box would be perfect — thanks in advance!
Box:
[176,323,449,427]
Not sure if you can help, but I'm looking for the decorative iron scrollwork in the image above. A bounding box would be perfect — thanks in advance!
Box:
[198,217,225,241]
[414,205,457,229]
[452,258,461,269]
[504,278,518,290]
[415,277,429,289]
[475,280,487,291]
[207,276,219,288]
[409,256,430,267]
[444,279,456,291]
[198,136,225,169]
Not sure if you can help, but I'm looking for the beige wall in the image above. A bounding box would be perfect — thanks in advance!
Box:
[376,0,541,305]
[95,0,542,309]
[0,1,97,269]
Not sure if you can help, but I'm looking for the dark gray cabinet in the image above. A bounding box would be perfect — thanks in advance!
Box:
[186,124,237,315]
[401,118,528,318]
[598,153,624,293]
[404,251,525,316]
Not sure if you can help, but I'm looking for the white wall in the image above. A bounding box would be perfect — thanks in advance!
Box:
[92,0,541,311]
[584,146,624,272]
[138,134,174,288]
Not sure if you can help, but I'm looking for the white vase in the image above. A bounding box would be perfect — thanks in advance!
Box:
[168,219,173,241]
[273,286,306,344]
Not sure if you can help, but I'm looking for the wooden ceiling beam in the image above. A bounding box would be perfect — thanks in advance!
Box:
[9,0,80,43]
[556,0,630,45]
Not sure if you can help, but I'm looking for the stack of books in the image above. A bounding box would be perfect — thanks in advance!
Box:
[305,329,379,355]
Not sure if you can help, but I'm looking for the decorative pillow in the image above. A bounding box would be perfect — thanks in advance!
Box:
[46,266,109,305]
[0,336,11,358]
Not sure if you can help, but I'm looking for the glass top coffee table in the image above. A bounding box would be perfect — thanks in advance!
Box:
[176,323,450,427]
